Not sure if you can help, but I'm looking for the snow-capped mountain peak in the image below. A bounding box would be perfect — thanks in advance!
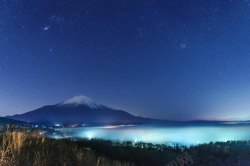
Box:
[61,95,101,109]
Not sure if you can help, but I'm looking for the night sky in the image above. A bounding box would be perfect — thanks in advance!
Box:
[1,0,250,120]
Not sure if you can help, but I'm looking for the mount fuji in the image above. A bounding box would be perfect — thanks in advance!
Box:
[6,96,156,125]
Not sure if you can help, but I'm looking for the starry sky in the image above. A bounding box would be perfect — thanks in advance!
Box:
[1,0,250,120]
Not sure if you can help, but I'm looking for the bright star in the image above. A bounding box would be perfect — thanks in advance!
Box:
[43,26,50,31]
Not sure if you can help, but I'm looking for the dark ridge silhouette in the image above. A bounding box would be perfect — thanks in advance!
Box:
[6,96,155,125]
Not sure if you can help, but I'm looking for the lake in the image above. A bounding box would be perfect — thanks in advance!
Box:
[57,124,250,146]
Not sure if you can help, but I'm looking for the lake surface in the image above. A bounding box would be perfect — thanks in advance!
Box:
[58,124,250,146]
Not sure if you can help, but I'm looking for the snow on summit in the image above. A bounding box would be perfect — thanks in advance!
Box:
[62,96,101,109]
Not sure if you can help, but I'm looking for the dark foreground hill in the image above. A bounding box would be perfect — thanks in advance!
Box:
[1,130,250,166]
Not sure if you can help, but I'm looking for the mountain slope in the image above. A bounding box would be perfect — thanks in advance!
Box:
[0,117,27,125]
[7,96,153,125]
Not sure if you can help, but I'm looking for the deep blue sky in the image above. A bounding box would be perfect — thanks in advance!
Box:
[1,0,250,120]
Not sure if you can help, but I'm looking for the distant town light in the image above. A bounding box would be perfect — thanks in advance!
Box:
[54,124,61,127]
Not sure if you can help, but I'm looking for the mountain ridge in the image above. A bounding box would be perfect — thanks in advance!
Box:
[6,96,155,125]
[0,117,27,125]
[6,96,250,126]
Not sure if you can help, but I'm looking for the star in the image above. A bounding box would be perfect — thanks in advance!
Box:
[180,43,187,49]
[42,26,50,31]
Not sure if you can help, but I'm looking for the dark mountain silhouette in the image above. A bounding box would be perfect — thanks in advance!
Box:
[7,96,247,126]
[0,117,27,125]
[7,96,155,125]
